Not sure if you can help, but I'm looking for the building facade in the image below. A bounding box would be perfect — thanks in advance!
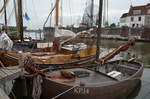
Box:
[120,4,150,28]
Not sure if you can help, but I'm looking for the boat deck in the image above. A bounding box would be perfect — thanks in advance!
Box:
[47,68,118,86]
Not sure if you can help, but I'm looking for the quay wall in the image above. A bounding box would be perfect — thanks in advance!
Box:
[43,27,150,41]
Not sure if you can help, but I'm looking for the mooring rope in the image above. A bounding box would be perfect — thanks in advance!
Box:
[51,85,78,99]
[0,0,9,13]
[32,75,43,99]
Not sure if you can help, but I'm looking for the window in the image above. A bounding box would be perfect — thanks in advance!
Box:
[138,17,141,21]
[131,17,134,21]
[136,24,139,27]
[147,9,150,14]
[133,10,141,15]
[132,24,135,28]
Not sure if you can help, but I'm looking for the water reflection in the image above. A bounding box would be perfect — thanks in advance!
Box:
[100,40,150,99]
[100,39,150,65]
[127,80,142,99]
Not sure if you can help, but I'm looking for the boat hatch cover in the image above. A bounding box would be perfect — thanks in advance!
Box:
[74,70,90,78]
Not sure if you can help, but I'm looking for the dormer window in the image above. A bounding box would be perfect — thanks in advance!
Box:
[133,10,141,15]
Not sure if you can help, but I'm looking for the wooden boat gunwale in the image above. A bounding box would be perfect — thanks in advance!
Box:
[4,53,96,66]
[33,55,95,66]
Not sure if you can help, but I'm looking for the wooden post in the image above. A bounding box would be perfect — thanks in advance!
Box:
[3,0,7,34]
[17,0,24,42]
[96,0,103,62]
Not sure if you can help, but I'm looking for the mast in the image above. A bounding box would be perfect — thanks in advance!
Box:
[50,2,53,27]
[90,0,94,27]
[55,0,60,26]
[103,0,106,26]
[4,0,7,33]
[13,0,19,36]
[96,0,103,62]
[17,0,24,42]
[60,0,63,26]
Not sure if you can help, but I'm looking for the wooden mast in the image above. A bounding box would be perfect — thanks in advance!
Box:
[13,0,19,36]
[90,0,94,27]
[3,0,7,33]
[55,0,60,26]
[17,0,24,42]
[96,0,103,62]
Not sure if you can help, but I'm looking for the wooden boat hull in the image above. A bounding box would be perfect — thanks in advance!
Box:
[0,45,96,67]
[41,60,143,99]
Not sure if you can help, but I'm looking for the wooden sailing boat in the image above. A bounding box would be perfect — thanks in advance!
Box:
[41,60,143,99]
[0,0,138,70]
[0,0,97,69]
[0,1,138,67]
[39,0,143,99]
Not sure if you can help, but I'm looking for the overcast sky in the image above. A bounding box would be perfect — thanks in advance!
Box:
[0,0,150,29]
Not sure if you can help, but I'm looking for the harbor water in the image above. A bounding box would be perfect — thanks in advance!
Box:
[100,39,150,99]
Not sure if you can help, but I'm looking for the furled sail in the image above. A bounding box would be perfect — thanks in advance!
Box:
[0,32,13,50]
[54,28,76,38]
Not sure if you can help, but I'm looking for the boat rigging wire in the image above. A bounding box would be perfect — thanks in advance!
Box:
[31,0,41,25]
[68,0,72,25]
[51,85,78,99]
[0,11,4,19]
[129,0,133,6]
[11,90,17,99]
[7,6,15,24]
[43,0,58,28]
[0,0,8,13]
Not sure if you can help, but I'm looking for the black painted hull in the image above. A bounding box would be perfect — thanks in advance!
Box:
[41,61,143,99]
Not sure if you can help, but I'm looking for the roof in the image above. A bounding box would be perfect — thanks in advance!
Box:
[121,13,128,18]
[128,3,150,16]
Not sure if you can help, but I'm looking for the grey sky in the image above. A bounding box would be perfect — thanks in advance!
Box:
[0,0,150,29]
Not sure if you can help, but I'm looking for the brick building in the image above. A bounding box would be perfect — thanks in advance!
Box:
[120,3,150,28]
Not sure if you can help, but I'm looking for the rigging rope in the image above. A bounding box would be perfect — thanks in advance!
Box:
[0,11,4,19]
[31,0,40,24]
[7,6,15,24]
[43,0,58,28]
[0,0,8,13]
[32,75,43,99]
[68,0,72,25]
[51,85,78,99]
